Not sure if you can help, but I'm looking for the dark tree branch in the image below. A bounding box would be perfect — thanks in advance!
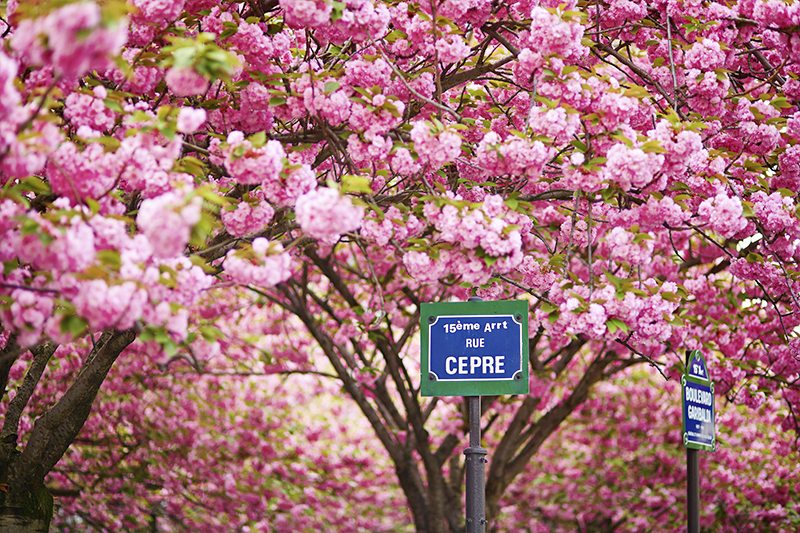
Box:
[441,53,516,93]
[0,333,22,400]
[517,189,574,202]
[1,342,57,445]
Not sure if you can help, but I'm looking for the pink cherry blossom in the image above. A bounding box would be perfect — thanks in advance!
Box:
[223,238,293,287]
[221,198,275,237]
[279,0,333,28]
[295,187,365,244]
[223,131,285,186]
[603,143,665,191]
[698,192,748,238]
[410,121,462,169]
[11,1,127,80]
[137,190,203,258]
[176,107,207,134]
[0,51,21,121]
[63,86,117,133]
[165,66,210,97]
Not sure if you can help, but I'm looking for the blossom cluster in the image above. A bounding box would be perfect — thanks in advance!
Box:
[403,195,532,285]
[223,238,293,287]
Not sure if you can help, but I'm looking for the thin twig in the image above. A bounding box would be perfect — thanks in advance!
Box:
[615,339,671,382]
[564,191,580,278]
[665,15,678,112]
[588,197,594,297]
[370,39,464,122]
[0,283,60,295]
[497,275,552,304]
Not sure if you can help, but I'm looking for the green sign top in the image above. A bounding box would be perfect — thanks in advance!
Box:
[420,300,529,397]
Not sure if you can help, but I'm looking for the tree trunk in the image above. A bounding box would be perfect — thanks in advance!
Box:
[0,516,50,533]
[0,470,53,533]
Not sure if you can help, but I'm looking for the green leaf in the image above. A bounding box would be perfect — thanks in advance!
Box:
[341,175,373,194]
[771,97,793,109]
[104,99,125,114]
[199,325,225,342]
[622,85,651,99]
[641,140,667,153]
[324,81,340,94]
[139,327,156,342]
[571,139,588,152]
[605,318,629,334]
[86,198,100,215]
[604,268,624,290]
[96,250,122,269]
[539,302,557,314]
[330,0,345,21]
[20,218,40,236]
[249,130,266,148]
[177,155,208,178]
[668,315,686,326]
[660,291,680,302]
[60,315,88,337]
[195,185,228,206]
[3,259,19,277]
[19,176,50,195]
[162,339,178,357]
[483,255,498,267]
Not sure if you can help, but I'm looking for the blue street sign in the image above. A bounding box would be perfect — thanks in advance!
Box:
[421,300,529,397]
[682,350,715,451]
[429,314,523,382]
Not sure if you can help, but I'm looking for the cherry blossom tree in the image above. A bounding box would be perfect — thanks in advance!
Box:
[0,0,799,531]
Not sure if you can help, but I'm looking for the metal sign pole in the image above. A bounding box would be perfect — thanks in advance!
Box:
[687,447,699,533]
[465,395,486,533]
[682,349,712,533]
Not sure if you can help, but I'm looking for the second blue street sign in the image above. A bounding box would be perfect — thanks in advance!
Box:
[682,350,716,451]
[421,300,529,397]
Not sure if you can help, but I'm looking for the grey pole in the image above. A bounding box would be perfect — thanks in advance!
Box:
[686,349,700,533]
[465,297,487,533]
[465,395,487,533]
[687,447,699,533]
